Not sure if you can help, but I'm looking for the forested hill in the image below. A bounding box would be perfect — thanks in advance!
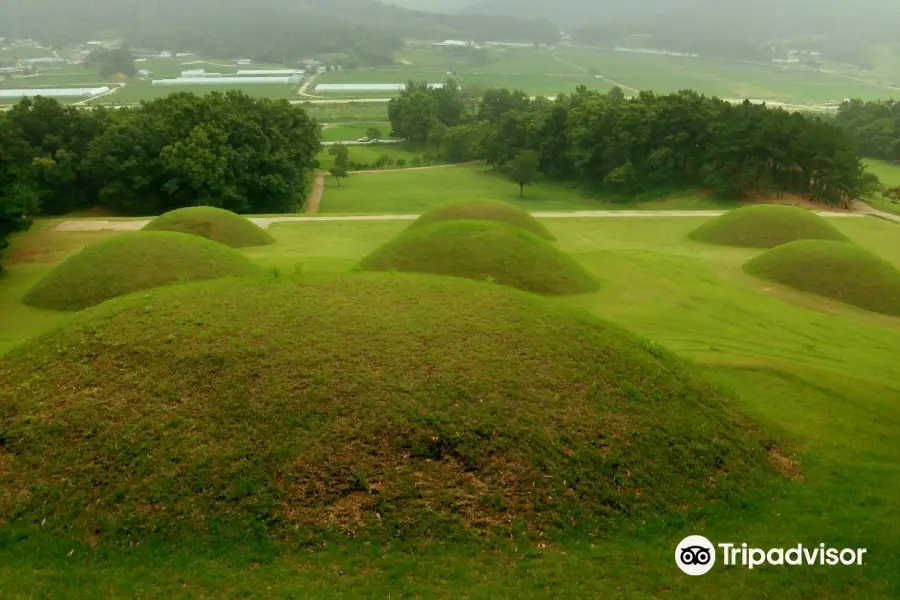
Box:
[3,0,559,63]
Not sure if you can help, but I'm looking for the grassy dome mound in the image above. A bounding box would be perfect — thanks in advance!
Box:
[0,274,776,542]
[23,231,261,311]
[143,206,275,248]
[744,240,900,316]
[358,220,597,295]
[410,198,555,240]
[689,204,849,248]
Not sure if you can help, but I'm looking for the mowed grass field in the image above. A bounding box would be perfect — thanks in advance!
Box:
[317,164,742,213]
[864,159,900,215]
[0,211,898,597]
[315,143,442,170]
[321,121,391,141]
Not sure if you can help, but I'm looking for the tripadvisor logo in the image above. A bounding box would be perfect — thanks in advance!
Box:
[675,536,868,576]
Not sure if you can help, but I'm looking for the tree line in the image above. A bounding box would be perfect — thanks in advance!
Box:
[0,92,321,271]
[835,99,900,162]
[389,83,872,203]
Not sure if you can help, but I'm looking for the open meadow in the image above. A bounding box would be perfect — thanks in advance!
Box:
[1,201,899,597]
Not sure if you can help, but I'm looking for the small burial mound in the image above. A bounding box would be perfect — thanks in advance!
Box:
[358,220,596,295]
[744,240,900,316]
[143,206,275,248]
[0,274,777,543]
[689,204,849,248]
[23,231,261,311]
[409,198,555,240]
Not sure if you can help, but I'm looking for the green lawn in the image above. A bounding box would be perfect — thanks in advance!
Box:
[0,214,898,597]
[864,159,900,215]
[317,164,744,213]
[321,121,391,141]
[316,68,452,86]
[316,142,439,170]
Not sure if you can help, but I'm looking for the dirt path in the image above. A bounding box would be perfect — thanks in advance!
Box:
[852,200,900,224]
[304,172,326,214]
[54,209,867,232]
[350,161,482,175]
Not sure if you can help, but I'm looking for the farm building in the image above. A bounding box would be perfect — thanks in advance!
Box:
[0,86,109,99]
[433,40,471,47]
[152,76,302,85]
[315,83,444,92]
[236,69,305,76]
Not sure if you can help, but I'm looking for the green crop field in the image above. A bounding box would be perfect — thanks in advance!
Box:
[557,48,896,104]
[0,72,113,88]
[302,100,392,122]
[0,46,56,60]
[320,45,899,105]
[1,209,898,597]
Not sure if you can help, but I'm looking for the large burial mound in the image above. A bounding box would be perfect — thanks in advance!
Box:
[689,204,849,248]
[0,275,777,543]
[143,206,275,248]
[23,231,261,311]
[744,240,900,316]
[410,198,555,241]
[358,220,597,295]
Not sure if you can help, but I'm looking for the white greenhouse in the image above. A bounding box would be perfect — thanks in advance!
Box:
[0,86,110,99]
[314,83,444,92]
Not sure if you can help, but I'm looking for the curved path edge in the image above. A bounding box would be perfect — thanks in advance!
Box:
[54,210,869,232]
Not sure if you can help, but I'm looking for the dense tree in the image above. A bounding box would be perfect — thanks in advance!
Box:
[328,143,350,187]
[387,79,467,143]
[505,150,540,197]
[835,99,900,162]
[0,92,321,222]
[469,86,866,207]
[365,127,383,140]
[86,47,136,78]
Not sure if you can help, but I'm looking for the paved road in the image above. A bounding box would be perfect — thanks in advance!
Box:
[321,140,403,146]
[53,210,868,232]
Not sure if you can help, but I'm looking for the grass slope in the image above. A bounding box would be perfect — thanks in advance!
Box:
[689,204,849,248]
[143,206,275,248]
[22,231,261,311]
[744,239,900,317]
[358,220,597,295]
[410,198,556,240]
[0,273,776,544]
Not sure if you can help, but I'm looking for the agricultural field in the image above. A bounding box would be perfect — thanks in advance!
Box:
[556,48,897,104]
[1,202,899,597]
[0,45,56,60]
[311,45,900,105]
[0,71,113,88]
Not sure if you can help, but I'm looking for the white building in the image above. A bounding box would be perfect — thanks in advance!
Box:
[236,69,304,76]
[152,75,302,85]
[314,83,444,92]
[433,40,471,47]
[0,86,109,99]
